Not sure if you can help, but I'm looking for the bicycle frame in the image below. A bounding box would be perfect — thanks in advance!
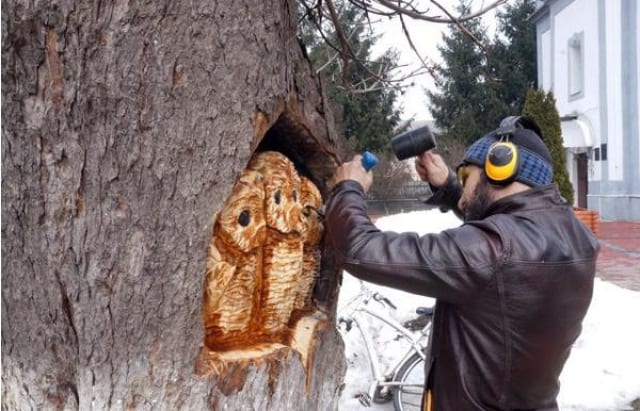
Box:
[348,305,430,400]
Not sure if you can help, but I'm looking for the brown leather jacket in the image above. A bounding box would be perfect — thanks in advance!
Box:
[325,180,599,410]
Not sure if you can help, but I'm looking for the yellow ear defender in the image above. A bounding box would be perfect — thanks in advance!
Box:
[485,141,519,185]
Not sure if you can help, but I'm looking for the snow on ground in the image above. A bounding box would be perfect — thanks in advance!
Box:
[337,209,640,411]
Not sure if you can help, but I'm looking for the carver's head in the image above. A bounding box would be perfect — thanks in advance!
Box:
[456,116,554,221]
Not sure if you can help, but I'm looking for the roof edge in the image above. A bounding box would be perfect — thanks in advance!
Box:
[530,0,551,23]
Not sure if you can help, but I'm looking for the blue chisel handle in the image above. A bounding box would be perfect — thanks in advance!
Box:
[361,151,379,171]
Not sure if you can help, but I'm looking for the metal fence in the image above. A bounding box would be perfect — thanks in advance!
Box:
[365,181,436,216]
[366,181,433,201]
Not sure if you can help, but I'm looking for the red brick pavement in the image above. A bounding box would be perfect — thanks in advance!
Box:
[595,221,640,292]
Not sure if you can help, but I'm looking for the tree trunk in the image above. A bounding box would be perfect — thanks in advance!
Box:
[1,0,347,409]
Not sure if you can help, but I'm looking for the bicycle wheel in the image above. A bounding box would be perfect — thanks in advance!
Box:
[392,352,425,411]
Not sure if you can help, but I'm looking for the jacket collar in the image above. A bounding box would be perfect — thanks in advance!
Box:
[481,184,566,219]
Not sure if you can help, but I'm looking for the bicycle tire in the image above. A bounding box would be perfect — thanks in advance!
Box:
[392,352,425,411]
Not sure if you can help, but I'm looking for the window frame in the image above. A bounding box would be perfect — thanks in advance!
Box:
[567,31,585,100]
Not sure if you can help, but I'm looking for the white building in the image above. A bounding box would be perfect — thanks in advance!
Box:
[532,0,639,221]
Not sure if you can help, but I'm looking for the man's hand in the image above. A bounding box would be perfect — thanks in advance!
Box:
[415,151,450,188]
[334,154,373,193]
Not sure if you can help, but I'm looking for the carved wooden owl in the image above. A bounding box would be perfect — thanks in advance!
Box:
[202,169,267,351]
[248,151,304,340]
[293,176,323,313]
[248,151,304,235]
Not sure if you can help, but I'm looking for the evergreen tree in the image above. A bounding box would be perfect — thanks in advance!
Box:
[522,88,575,204]
[428,1,508,145]
[298,2,402,155]
[429,0,537,145]
[339,53,403,154]
[492,0,538,113]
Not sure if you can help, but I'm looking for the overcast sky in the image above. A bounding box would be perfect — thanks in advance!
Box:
[370,0,500,122]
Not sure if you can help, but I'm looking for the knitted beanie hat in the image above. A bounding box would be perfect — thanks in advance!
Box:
[461,124,554,187]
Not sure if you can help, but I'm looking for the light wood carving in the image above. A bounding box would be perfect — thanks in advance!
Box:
[248,151,304,340]
[200,151,325,376]
[202,169,266,351]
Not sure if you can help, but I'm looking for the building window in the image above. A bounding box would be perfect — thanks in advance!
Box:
[568,32,584,98]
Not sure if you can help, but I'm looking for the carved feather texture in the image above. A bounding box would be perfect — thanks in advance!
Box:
[249,152,305,339]
[203,151,324,352]
[260,230,303,336]
[203,170,266,350]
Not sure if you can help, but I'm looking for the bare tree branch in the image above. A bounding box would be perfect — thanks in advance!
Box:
[325,0,357,86]
[350,0,398,17]
[315,14,373,74]
[371,0,508,23]
[324,0,414,92]
[338,65,431,94]
[430,0,487,53]
[397,12,442,87]
[300,0,506,94]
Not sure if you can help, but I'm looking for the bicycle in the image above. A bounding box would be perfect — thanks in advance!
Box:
[337,279,434,411]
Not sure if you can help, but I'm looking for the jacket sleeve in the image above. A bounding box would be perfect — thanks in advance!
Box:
[325,180,504,304]
[424,168,464,220]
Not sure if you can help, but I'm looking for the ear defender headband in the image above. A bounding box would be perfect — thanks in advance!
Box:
[485,116,532,185]
[461,116,553,187]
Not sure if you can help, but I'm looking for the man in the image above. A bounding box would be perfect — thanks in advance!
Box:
[325,117,599,410]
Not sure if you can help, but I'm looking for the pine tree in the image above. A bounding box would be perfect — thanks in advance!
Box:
[522,88,575,204]
[492,0,538,113]
[429,0,537,145]
[299,2,402,155]
[428,1,508,145]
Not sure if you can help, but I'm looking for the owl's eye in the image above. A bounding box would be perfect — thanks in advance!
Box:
[274,190,281,205]
[292,191,298,202]
[238,210,251,227]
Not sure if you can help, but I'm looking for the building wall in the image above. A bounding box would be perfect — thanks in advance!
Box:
[537,14,552,90]
[589,0,640,220]
[604,0,623,182]
[536,0,640,221]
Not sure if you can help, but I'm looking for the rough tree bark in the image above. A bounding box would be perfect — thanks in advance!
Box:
[2,0,347,409]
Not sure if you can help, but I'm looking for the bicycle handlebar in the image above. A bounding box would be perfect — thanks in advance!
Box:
[373,292,397,310]
[339,279,400,316]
